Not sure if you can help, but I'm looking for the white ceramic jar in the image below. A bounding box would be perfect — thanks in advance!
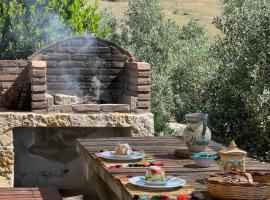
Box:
[218,140,247,172]
[183,113,211,152]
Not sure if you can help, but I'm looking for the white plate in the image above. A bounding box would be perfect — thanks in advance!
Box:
[128,176,186,190]
[97,151,145,161]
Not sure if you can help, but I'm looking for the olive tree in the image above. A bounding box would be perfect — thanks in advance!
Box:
[208,0,270,161]
[0,0,108,59]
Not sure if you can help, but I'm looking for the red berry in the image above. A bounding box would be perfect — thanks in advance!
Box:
[151,169,158,174]
[177,194,188,200]
[160,195,168,200]
[155,162,164,166]
[144,163,150,167]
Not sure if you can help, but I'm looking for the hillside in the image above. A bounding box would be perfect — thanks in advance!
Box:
[99,0,222,37]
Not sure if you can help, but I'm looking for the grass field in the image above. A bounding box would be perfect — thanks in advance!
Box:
[98,0,222,37]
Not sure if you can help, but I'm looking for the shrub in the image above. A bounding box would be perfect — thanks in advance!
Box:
[0,0,109,59]
[106,0,216,131]
[208,0,270,161]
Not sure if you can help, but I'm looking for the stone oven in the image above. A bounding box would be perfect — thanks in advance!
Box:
[29,36,151,114]
[0,36,154,192]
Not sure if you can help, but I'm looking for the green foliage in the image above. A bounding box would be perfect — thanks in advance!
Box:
[106,0,270,162]
[106,0,217,130]
[208,0,270,161]
[0,0,108,59]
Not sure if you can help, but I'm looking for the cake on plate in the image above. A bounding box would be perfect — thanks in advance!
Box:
[145,166,166,182]
[114,143,133,155]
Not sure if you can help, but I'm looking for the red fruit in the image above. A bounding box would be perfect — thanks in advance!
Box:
[144,163,150,167]
[177,194,188,200]
[155,162,164,166]
[151,169,159,174]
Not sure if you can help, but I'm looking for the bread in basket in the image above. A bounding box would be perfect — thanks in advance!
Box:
[205,171,270,199]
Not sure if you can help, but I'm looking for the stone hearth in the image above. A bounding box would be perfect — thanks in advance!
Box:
[0,112,153,187]
[0,36,154,190]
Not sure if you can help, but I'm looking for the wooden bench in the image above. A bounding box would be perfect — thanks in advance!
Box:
[0,187,62,200]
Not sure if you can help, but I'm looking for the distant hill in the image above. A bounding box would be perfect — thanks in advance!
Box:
[99,0,222,37]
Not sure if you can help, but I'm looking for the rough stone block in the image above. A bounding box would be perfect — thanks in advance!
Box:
[72,104,100,113]
[54,93,78,105]
[32,69,46,77]
[46,94,54,111]
[0,75,18,82]
[1,68,25,75]
[32,93,46,101]
[32,77,46,84]
[127,77,151,85]
[31,85,47,92]
[32,101,47,109]
[99,54,128,61]
[43,53,71,61]
[85,61,112,68]
[126,69,151,78]
[137,93,151,101]
[32,109,47,114]
[0,149,14,186]
[137,100,150,108]
[121,95,137,112]
[138,77,151,85]
[53,105,73,113]
[60,61,84,68]
[136,108,150,113]
[100,104,130,112]
[31,60,47,68]
[0,60,18,67]
[128,85,150,93]
[137,71,151,78]
[0,130,13,147]
[126,62,151,71]
[112,61,125,68]
[138,85,151,92]
[130,96,138,112]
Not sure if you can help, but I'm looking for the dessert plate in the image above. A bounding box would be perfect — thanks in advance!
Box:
[128,176,186,190]
[97,151,145,161]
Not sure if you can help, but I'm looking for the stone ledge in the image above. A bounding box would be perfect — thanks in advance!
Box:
[0,112,154,137]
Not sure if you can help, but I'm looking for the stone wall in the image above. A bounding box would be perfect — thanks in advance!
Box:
[122,62,151,112]
[0,60,31,110]
[29,36,137,113]
[0,112,154,187]
[13,127,124,198]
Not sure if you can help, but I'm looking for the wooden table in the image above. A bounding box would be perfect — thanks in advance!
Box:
[0,187,62,200]
[76,137,270,200]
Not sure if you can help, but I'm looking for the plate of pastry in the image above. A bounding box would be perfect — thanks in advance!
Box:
[98,143,145,161]
[128,166,186,190]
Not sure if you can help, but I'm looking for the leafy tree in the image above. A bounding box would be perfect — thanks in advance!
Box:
[106,0,217,132]
[208,0,270,161]
[0,0,108,59]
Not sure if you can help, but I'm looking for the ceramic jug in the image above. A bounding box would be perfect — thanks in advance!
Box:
[183,113,211,152]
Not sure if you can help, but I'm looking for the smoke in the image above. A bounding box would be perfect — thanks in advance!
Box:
[92,76,102,101]
[15,1,106,103]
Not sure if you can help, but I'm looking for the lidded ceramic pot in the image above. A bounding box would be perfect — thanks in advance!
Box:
[183,113,211,152]
[218,140,247,172]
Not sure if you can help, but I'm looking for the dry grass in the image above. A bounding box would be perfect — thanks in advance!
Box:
[98,0,222,37]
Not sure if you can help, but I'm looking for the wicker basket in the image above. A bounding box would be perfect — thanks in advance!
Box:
[206,172,270,200]
[251,172,270,184]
